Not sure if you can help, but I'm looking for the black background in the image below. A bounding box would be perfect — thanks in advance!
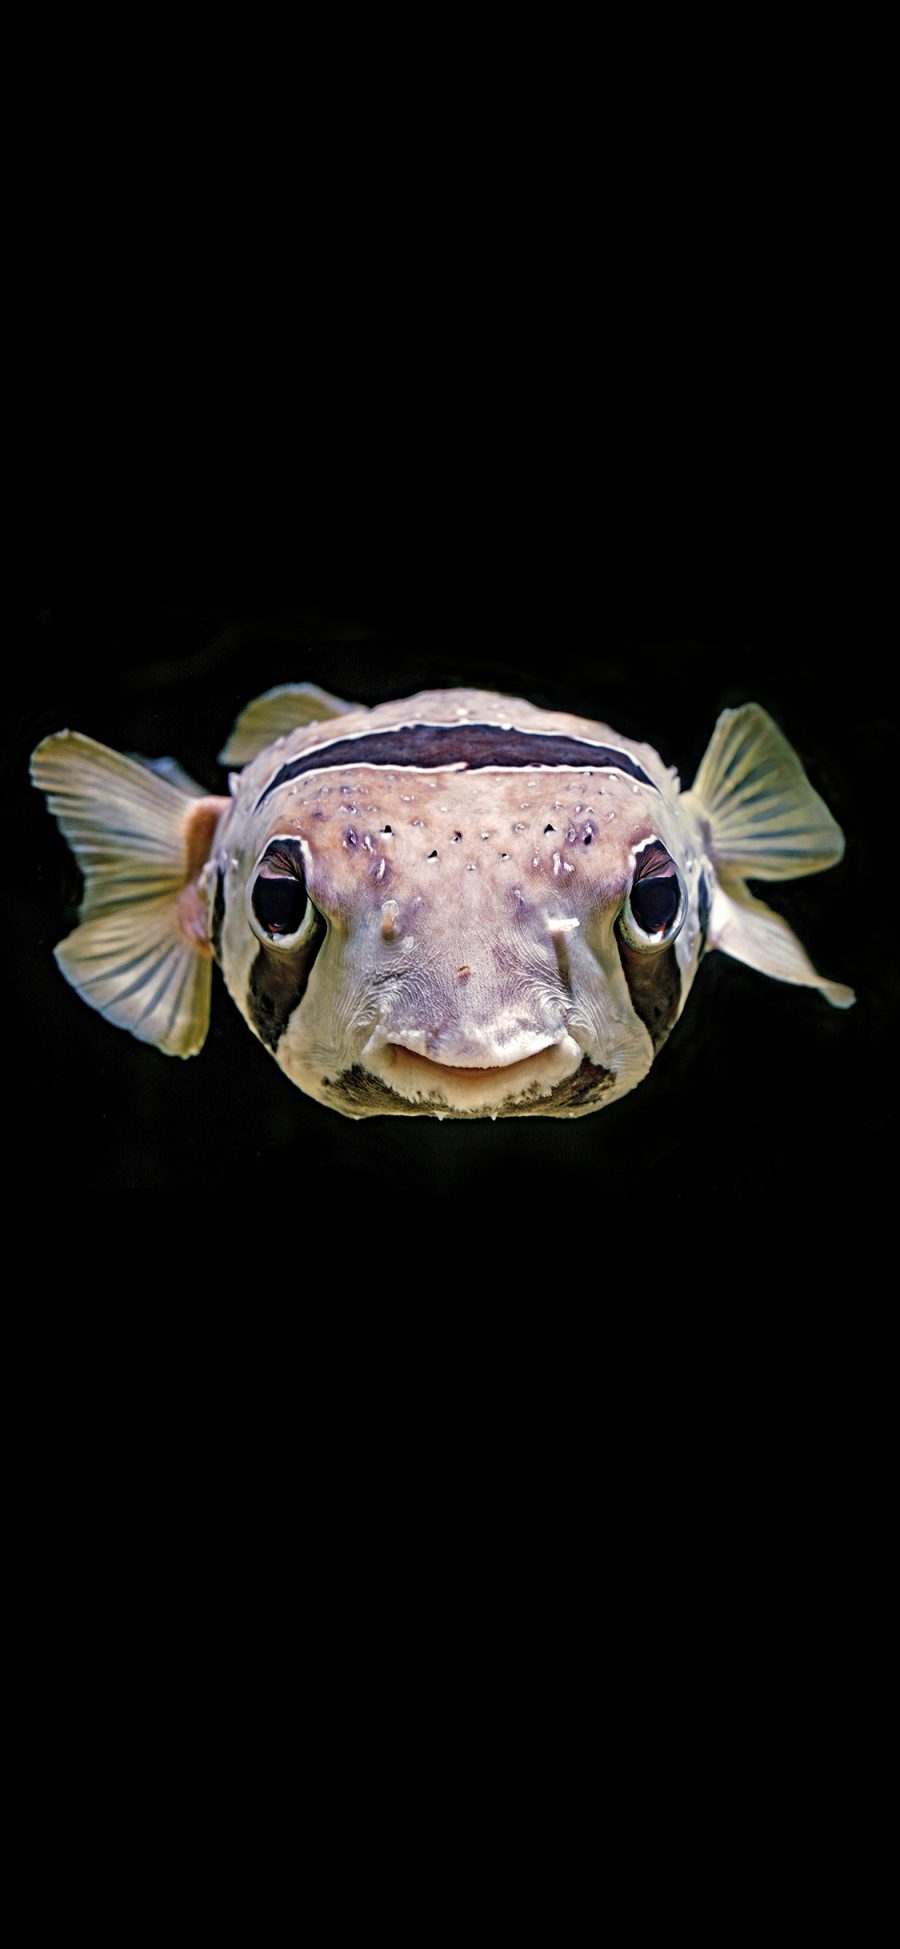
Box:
[8,599,893,1249]
[7,67,891,1806]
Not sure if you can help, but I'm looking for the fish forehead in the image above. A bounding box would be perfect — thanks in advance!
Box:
[248,765,673,924]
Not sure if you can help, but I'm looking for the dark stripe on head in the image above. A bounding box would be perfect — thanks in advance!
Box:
[697,870,710,951]
[256,723,658,807]
[616,941,682,1051]
[211,866,226,964]
[248,917,326,1051]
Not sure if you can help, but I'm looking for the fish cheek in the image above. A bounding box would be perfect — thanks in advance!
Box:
[615,939,682,1051]
[246,924,325,1053]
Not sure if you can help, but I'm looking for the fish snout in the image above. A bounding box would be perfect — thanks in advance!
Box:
[360,1018,584,1110]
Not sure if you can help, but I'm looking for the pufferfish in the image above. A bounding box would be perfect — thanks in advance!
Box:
[30,682,855,1119]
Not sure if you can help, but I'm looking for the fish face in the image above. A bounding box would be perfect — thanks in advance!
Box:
[212,707,702,1118]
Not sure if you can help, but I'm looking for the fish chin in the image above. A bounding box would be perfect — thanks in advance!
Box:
[359,1030,584,1112]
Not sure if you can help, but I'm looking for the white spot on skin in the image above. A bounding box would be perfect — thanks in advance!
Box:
[563,860,574,873]
[381,900,400,940]
[553,852,562,875]
[376,858,386,881]
[546,915,579,935]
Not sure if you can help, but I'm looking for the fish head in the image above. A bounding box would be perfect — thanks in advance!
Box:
[214,755,702,1119]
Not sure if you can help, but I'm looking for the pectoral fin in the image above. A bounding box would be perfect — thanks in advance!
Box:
[683,703,846,879]
[31,731,229,1056]
[709,875,855,1008]
[684,703,854,1007]
[218,682,359,764]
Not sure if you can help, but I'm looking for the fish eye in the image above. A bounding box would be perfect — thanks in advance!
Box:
[247,839,317,948]
[618,842,686,951]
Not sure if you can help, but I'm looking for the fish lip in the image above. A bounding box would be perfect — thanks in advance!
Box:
[384,1032,557,1071]
[359,1029,584,1109]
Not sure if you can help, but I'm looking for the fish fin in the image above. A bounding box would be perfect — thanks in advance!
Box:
[126,753,209,796]
[218,682,359,764]
[683,703,846,879]
[709,874,855,1008]
[30,731,229,1057]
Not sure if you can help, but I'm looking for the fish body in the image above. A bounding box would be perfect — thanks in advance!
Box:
[30,683,854,1119]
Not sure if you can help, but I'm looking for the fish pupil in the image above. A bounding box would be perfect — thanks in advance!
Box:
[630,877,680,935]
[253,875,306,936]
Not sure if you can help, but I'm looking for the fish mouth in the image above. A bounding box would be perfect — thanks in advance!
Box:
[360,1032,584,1112]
